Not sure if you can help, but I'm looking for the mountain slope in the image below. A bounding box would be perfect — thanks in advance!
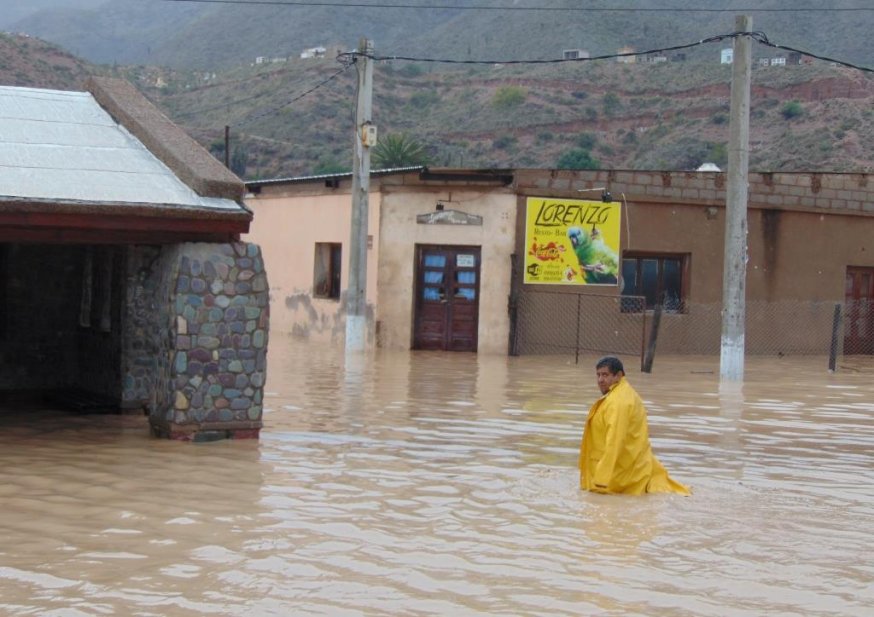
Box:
[12,0,874,70]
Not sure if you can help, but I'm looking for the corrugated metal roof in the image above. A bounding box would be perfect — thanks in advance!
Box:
[0,85,241,212]
[246,166,426,187]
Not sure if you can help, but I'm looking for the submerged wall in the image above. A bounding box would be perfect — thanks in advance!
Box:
[147,241,270,440]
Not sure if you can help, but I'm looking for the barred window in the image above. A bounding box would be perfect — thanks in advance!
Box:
[621,253,688,313]
[313,242,342,300]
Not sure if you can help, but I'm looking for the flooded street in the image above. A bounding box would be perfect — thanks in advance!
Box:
[1,341,873,616]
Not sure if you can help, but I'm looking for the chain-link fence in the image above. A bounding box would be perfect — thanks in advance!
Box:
[510,291,874,370]
[510,291,647,362]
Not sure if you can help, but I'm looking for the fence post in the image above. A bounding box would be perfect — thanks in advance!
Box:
[642,303,663,373]
[575,294,582,364]
[828,303,842,372]
[508,253,519,356]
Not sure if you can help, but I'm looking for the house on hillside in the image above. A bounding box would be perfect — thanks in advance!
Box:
[616,46,636,63]
[0,78,269,440]
[301,46,327,59]
[244,168,874,359]
[563,49,590,60]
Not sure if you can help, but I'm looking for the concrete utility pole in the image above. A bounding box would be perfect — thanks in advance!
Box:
[720,16,752,381]
[345,38,374,352]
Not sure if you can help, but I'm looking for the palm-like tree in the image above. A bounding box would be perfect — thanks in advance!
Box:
[371,133,429,169]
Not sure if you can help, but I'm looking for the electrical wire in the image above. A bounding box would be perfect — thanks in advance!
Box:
[173,62,352,121]
[164,29,872,127]
[159,0,874,13]
[342,30,874,73]
[241,63,353,126]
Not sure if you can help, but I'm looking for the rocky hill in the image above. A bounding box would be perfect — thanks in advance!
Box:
[2,33,872,180]
[0,32,96,90]
[133,53,874,180]
[10,0,874,70]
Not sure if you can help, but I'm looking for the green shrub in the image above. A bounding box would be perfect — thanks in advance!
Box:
[576,133,598,149]
[556,148,600,170]
[493,135,517,150]
[603,92,622,117]
[781,100,803,120]
[491,85,527,109]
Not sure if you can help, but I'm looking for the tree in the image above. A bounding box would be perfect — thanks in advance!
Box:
[556,148,600,170]
[371,133,429,169]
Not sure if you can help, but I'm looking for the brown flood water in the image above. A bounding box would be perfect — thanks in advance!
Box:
[1,341,873,616]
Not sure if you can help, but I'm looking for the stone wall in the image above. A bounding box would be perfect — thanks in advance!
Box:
[149,241,270,440]
[122,245,174,412]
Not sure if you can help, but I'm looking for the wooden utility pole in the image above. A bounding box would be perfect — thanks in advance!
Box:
[720,16,752,381]
[345,38,374,352]
[224,125,230,169]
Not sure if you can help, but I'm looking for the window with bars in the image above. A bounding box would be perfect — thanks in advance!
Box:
[313,242,342,300]
[621,253,688,313]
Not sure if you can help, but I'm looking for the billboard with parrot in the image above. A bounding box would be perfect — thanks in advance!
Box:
[524,196,621,285]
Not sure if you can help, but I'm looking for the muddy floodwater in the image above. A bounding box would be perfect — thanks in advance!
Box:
[1,341,873,616]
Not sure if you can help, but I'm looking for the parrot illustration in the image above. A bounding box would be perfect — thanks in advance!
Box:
[567,225,618,284]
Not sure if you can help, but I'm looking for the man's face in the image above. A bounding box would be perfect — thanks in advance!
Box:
[596,366,623,394]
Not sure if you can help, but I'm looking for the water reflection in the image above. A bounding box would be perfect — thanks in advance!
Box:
[1,342,872,616]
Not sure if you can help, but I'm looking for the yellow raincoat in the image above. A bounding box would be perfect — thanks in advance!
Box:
[580,377,690,495]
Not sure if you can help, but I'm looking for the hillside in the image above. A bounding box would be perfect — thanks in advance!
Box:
[0,32,96,90]
[11,0,874,70]
[131,53,874,180]
[1,32,872,180]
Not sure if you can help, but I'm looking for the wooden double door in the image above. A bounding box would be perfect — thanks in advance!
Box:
[844,266,874,355]
[413,245,481,352]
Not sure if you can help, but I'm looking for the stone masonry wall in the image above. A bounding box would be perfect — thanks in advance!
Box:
[150,241,270,440]
[122,245,174,412]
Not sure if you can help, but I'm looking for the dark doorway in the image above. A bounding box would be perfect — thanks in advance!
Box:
[844,266,874,355]
[413,245,481,352]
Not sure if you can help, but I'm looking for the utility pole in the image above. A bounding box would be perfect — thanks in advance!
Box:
[720,16,752,381]
[345,38,374,353]
[224,125,230,169]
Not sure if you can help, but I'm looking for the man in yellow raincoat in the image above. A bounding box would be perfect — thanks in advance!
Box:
[580,356,690,495]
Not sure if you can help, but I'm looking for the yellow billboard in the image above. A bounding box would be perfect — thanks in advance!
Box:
[524,197,621,285]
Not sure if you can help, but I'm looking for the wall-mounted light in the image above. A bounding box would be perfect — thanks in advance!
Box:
[436,202,445,211]
[705,207,718,220]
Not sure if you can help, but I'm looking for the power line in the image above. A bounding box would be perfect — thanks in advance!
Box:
[173,63,352,120]
[240,64,352,126]
[164,29,872,127]
[345,31,874,73]
[159,0,874,12]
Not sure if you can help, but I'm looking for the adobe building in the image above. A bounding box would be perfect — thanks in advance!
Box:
[0,78,269,440]
[244,167,874,359]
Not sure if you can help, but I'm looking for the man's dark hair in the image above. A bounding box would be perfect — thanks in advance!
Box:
[595,356,624,375]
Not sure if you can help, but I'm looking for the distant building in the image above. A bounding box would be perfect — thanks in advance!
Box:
[300,46,327,59]
[254,56,266,65]
[616,46,636,63]
[645,53,667,64]
[721,48,733,64]
[697,162,721,172]
[771,56,787,66]
[563,49,590,60]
